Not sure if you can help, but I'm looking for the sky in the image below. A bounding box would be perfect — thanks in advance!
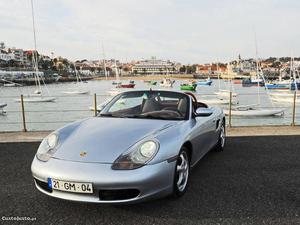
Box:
[0,0,299,64]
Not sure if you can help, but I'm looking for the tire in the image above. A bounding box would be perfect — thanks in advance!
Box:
[215,121,226,152]
[172,147,190,198]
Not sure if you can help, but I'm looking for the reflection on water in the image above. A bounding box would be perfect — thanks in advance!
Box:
[0,79,299,131]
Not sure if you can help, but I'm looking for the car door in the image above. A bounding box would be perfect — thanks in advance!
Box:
[188,113,215,165]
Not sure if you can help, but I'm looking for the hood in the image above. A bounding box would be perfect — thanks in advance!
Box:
[53,117,178,163]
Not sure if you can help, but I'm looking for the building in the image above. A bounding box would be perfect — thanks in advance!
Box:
[196,64,226,75]
[11,48,30,65]
[0,52,14,61]
[132,57,177,75]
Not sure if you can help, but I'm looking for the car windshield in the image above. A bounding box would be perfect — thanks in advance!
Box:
[99,91,189,120]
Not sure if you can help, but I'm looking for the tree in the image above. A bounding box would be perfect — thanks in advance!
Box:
[62,58,69,67]
[179,65,186,73]
[58,63,64,72]
[53,58,58,65]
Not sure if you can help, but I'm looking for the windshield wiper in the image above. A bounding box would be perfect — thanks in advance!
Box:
[99,113,136,118]
[129,114,182,120]
[100,113,182,120]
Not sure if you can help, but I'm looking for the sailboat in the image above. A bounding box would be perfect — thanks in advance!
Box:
[215,64,238,98]
[223,105,284,116]
[15,0,56,103]
[62,63,89,95]
[160,66,175,87]
[2,79,22,87]
[269,57,300,102]
[113,60,135,88]
[224,35,284,117]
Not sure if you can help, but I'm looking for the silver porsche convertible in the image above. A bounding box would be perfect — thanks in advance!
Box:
[31,90,225,203]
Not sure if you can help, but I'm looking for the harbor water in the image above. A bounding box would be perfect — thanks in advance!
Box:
[0,79,299,132]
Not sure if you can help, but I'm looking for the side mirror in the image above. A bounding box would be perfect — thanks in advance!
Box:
[195,108,213,117]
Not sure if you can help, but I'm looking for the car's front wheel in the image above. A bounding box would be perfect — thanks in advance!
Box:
[173,147,190,197]
[215,121,226,152]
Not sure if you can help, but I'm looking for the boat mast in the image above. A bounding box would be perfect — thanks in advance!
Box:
[114,59,119,81]
[254,31,261,106]
[291,55,298,92]
[217,62,221,91]
[102,43,107,80]
[30,0,42,94]
[73,63,80,83]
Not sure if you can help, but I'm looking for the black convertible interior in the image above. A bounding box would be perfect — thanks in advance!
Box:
[101,91,208,120]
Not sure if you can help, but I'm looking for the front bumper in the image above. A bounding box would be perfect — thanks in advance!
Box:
[31,156,176,204]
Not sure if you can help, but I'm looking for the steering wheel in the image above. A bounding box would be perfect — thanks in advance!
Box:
[184,92,197,108]
[162,107,184,117]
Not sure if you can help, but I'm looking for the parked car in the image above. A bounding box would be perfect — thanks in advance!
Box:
[31,90,225,203]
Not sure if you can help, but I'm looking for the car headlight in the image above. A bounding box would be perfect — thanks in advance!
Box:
[47,133,58,149]
[36,133,59,162]
[112,140,159,170]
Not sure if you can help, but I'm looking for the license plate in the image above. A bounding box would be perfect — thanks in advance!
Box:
[48,178,93,194]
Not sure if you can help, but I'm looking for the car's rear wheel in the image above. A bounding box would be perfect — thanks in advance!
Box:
[173,147,190,197]
[215,121,225,152]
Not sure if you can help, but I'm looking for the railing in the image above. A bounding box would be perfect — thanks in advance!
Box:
[0,91,299,132]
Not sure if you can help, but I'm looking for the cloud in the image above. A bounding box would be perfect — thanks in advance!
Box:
[0,0,299,63]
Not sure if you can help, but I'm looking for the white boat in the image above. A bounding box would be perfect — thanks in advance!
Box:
[160,78,175,88]
[62,89,89,95]
[15,96,56,103]
[62,63,89,95]
[16,0,56,103]
[2,79,22,87]
[223,108,284,116]
[4,83,17,87]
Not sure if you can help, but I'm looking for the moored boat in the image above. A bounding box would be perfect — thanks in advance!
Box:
[223,107,284,116]
[149,81,157,85]
[242,78,264,87]
[160,78,175,87]
[196,78,212,86]
[62,90,89,95]
[15,96,56,103]
[180,83,197,91]
[4,83,17,87]
[116,83,135,88]
[265,82,290,90]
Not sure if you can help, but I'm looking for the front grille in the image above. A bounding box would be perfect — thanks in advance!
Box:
[99,189,140,201]
[35,179,52,193]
